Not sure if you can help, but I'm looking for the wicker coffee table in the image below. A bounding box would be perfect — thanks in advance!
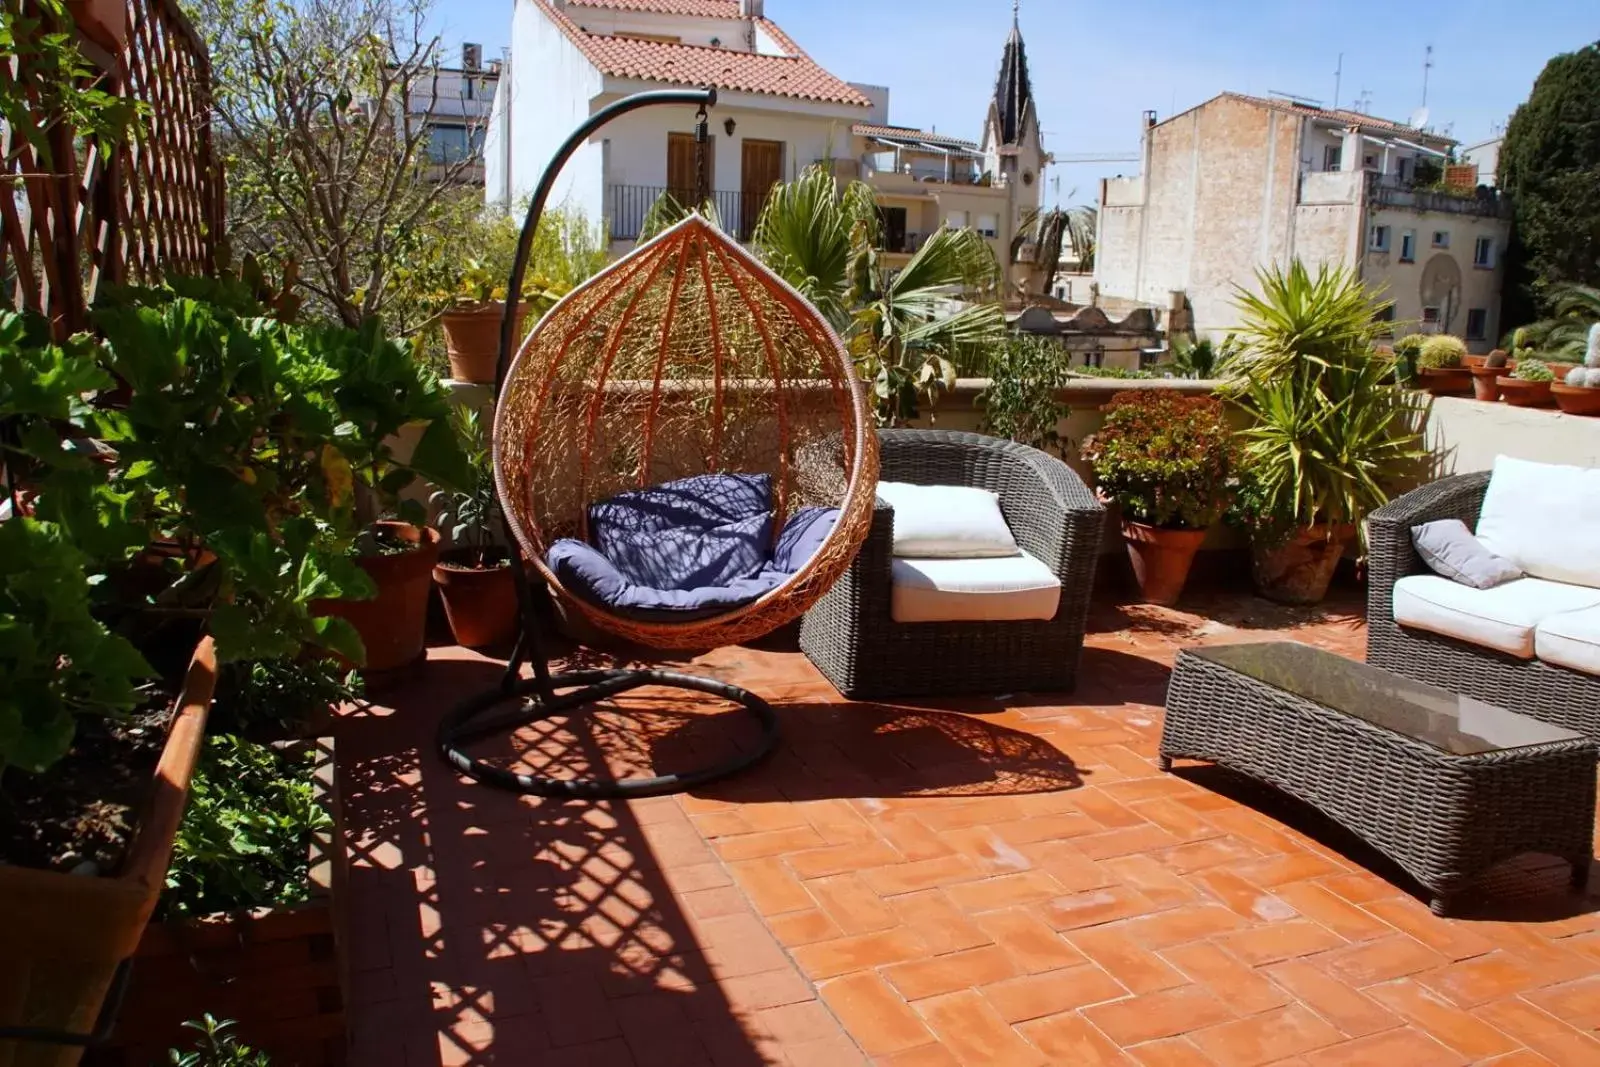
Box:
[1162,642,1596,915]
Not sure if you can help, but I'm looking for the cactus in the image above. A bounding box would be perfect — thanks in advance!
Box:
[1570,367,1599,388]
[1587,323,1600,369]
[1485,348,1510,369]
[1513,359,1555,383]
[1417,335,1468,370]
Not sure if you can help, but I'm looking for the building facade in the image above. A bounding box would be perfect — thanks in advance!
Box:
[1097,93,1512,351]
[411,44,499,185]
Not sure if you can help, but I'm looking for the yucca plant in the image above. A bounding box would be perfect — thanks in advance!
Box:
[1226,261,1393,387]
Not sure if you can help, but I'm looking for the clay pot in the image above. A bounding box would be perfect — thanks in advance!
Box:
[1497,377,1554,408]
[433,548,519,648]
[1415,366,1473,396]
[319,522,441,672]
[1550,363,1577,382]
[1470,365,1506,402]
[1251,523,1355,605]
[0,637,217,1067]
[67,0,127,52]
[1121,520,1206,607]
[441,302,528,384]
[1551,383,1600,417]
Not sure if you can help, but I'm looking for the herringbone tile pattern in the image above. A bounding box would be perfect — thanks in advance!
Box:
[340,589,1600,1065]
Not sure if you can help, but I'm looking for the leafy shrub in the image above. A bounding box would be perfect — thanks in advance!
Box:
[1417,335,1467,369]
[1070,364,1157,379]
[167,1016,272,1067]
[211,658,362,737]
[1080,391,1238,529]
[978,335,1073,455]
[160,735,330,918]
[1513,358,1555,382]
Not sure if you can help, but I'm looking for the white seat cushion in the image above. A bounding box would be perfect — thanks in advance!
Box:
[890,551,1061,623]
[1392,574,1600,658]
[876,482,1021,559]
[1476,455,1600,588]
[1536,606,1600,676]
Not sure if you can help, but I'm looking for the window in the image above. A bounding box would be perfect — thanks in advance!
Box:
[1399,231,1416,263]
[1422,306,1441,325]
[426,124,483,164]
[1466,308,1488,341]
[1432,230,1450,249]
[1363,153,1378,169]
[976,213,999,239]
[1397,157,1412,183]
[1323,145,1342,171]
[946,210,968,230]
[1373,305,1395,337]
[1474,236,1495,268]
[1368,225,1391,253]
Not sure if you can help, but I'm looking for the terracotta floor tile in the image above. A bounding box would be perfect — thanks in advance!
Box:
[785,1034,871,1067]
[1191,868,1300,923]
[1261,961,1401,1039]
[1083,984,1236,1046]
[1364,979,1520,1059]
[861,856,989,897]
[1478,1051,1559,1067]
[1475,997,1600,1065]
[1270,883,1391,943]
[787,841,907,880]
[792,929,931,980]
[1162,941,1291,1015]
[726,857,816,916]
[1068,925,1190,994]
[1015,1011,1136,1065]
[991,812,1103,845]
[770,908,845,947]
[871,1044,964,1067]
[1228,853,1344,889]
[915,989,1048,1066]
[980,964,1128,1022]
[1354,897,1495,962]
[1216,920,1348,967]
[973,908,1087,973]
[818,972,934,1056]
[808,873,900,935]
[1413,951,1546,1007]
[1189,1005,1343,1067]
[887,889,992,954]
[1162,837,1267,874]
[1038,884,1159,930]
[944,871,1066,913]
[757,1001,844,1047]
[1126,1036,1219,1066]
[1074,824,1185,861]
[881,945,1017,1002]
[1100,854,1205,908]
[1317,873,1403,906]
[1523,973,1600,1031]
[1297,1027,1466,1067]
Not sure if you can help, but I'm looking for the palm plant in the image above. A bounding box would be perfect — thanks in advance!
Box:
[1226,261,1392,387]
[1517,283,1600,361]
[752,166,1006,424]
[1063,205,1097,272]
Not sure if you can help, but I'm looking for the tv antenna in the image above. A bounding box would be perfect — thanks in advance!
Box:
[1333,53,1343,110]
[1421,44,1434,108]
[1354,88,1374,114]
[1267,89,1324,108]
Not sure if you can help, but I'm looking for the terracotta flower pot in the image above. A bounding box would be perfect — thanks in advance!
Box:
[1551,383,1600,417]
[1550,363,1577,382]
[319,522,441,672]
[1469,365,1506,402]
[441,302,528,384]
[433,548,519,648]
[67,0,127,52]
[1121,520,1206,607]
[1251,524,1355,606]
[1415,366,1473,396]
[0,636,216,1067]
[1497,377,1554,408]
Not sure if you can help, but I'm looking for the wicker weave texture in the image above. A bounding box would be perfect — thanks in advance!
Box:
[495,214,877,650]
[799,430,1104,699]
[1162,649,1596,914]
[1366,473,1600,738]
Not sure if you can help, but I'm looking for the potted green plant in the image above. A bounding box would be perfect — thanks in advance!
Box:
[1470,348,1512,401]
[1391,334,1424,385]
[438,263,568,385]
[1551,325,1600,415]
[1414,335,1472,395]
[1499,358,1557,407]
[1080,390,1236,605]
[430,408,518,648]
[1226,262,1426,604]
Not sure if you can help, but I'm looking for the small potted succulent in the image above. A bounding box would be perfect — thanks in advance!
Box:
[1499,358,1556,407]
[1414,335,1472,395]
[1551,324,1600,416]
[430,408,519,648]
[1392,334,1425,385]
[1080,390,1237,606]
[1470,348,1512,401]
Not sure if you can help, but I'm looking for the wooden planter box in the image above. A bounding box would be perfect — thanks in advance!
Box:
[84,738,347,1067]
[0,638,216,1067]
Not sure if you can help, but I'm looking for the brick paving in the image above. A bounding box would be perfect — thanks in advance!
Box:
[337,588,1600,1065]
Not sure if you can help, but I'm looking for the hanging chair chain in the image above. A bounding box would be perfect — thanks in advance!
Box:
[694,102,710,211]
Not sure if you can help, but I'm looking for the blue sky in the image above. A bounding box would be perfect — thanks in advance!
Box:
[434,0,1598,208]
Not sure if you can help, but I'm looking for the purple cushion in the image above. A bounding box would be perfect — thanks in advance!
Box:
[590,473,771,538]
[549,538,786,615]
[773,507,839,573]
[601,511,773,591]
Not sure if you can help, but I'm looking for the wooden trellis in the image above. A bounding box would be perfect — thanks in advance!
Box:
[1,0,222,338]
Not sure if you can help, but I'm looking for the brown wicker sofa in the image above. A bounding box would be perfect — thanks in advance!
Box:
[799,429,1104,699]
[1366,470,1600,738]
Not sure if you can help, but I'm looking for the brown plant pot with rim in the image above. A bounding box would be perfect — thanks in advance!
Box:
[1470,364,1510,402]
[318,522,441,673]
[1251,524,1356,606]
[66,0,128,53]
[1415,367,1473,396]
[433,548,519,649]
[1551,383,1600,417]
[0,637,217,1067]
[1121,520,1207,607]
[441,303,527,384]
[1497,377,1554,408]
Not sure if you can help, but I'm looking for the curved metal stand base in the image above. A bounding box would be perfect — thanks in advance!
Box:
[436,668,779,799]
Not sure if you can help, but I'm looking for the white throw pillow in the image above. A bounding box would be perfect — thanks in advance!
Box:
[1476,456,1600,588]
[876,481,1021,559]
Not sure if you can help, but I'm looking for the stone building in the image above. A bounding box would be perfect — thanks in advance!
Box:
[1096,93,1512,352]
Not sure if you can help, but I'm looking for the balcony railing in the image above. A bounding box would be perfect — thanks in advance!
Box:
[607,185,773,242]
[1365,173,1510,219]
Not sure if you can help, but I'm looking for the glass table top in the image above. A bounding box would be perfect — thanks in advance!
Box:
[1189,642,1586,756]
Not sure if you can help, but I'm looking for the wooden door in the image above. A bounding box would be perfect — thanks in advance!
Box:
[741,139,784,238]
[667,131,711,206]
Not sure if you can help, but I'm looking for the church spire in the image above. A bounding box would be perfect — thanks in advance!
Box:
[993,4,1035,146]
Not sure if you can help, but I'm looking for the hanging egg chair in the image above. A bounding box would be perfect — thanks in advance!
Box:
[436,88,879,799]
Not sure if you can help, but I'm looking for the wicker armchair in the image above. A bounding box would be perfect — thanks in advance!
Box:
[799,429,1104,699]
[1366,471,1600,737]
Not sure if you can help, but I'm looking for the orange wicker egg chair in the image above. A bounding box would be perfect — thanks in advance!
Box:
[436,88,878,799]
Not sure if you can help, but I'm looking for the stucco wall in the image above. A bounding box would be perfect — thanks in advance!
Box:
[1364,210,1510,351]
[1424,397,1600,475]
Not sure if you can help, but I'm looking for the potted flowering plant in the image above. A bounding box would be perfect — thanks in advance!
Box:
[1080,390,1237,605]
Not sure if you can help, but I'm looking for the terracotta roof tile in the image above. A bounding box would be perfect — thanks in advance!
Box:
[538,1,871,107]
[566,0,741,16]
[853,123,979,151]
[1224,92,1454,143]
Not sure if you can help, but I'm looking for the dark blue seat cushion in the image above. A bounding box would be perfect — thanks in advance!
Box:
[547,472,841,617]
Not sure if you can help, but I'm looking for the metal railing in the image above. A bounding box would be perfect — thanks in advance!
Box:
[1366,173,1510,219]
[607,185,774,242]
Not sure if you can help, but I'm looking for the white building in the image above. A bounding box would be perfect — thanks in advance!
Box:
[485,0,875,245]
[1462,135,1502,188]
[411,44,499,184]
